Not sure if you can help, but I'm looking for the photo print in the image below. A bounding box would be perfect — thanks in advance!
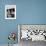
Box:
[5,5,16,19]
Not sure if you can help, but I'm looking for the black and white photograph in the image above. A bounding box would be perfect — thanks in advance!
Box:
[5,5,16,19]
[18,25,46,46]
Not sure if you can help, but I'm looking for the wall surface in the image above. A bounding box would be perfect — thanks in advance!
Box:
[0,0,17,44]
[0,0,46,44]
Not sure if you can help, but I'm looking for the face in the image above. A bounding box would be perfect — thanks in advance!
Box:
[7,8,15,18]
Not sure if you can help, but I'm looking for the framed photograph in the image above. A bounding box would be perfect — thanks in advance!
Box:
[18,24,46,42]
[5,5,16,19]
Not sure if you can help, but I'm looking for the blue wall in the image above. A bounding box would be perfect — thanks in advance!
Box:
[0,0,46,44]
[17,0,46,24]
